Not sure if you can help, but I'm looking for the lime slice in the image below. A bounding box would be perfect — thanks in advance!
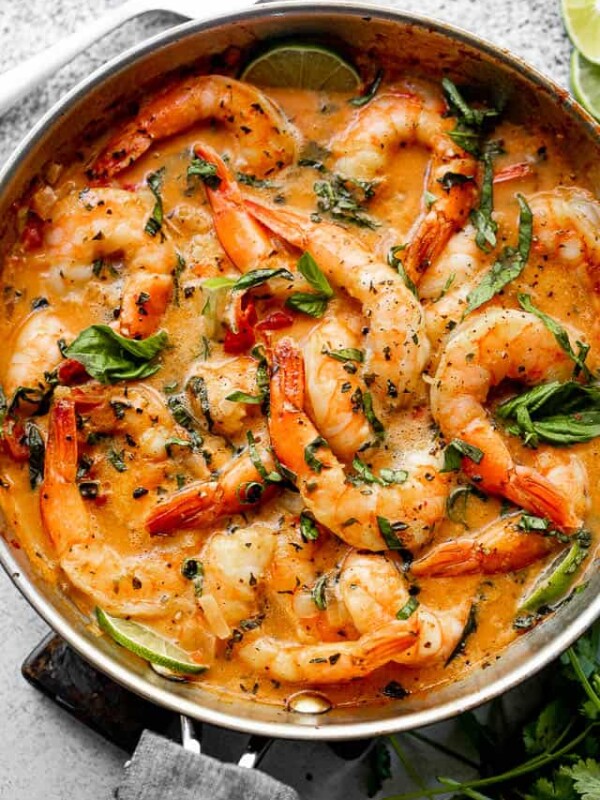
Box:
[96,607,208,675]
[571,49,600,121]
[562,0,600,64]
[240,43,361,91]
[518,540,589,612]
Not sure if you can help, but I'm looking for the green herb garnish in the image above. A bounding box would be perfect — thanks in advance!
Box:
[377,516,409,550]
[470,151,498,252]
[25,421,45,489]
[187,157,221,189]
[388,245,418,299]
[300,510,320,542]
[313,173,378,229]
[350,68,383,107]
[396,596,420,620]
[304,436,328,474]
[311,574,328,610]
[144,168,165,237]
[286,252,334,318]
[441,439,484,472]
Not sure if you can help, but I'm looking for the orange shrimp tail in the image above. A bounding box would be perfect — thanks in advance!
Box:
[245,199,309,251]
[45,397,78,485]
[270,338,306,414]
[508,465,582,532]
[358,619,420,668]
[146,482,222,536]
[404,213,457,284]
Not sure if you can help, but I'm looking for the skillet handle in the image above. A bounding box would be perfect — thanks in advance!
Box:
[179,714,273,767]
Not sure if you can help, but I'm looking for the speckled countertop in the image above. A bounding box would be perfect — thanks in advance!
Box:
[0,2,574,798]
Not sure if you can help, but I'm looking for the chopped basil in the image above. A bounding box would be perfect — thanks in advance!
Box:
[313,174,378,229]
[363,392,384,440]
[64,325,168,384]
[286,252,334,318]
[8,383,54,417]
[441,439,484,473]
[25,421,45,489]
[187,376,214,432]
[323,347,364,364]
[497,380,600,447]
[167,396,204,451]
[107,448,127,473]
[246,431,282,484]
[396,596,420,620]
[300,510,320,541]
[470,152,498,252]
[349,68,383,107]
[377,516,409,550]
[304,436,328,474]
[518,514,550,532]
[172,253,186,306]
[388,245,418,299]
[311,574,328,610]
[236,172,278,189]
[239,615,265,631]
[236,481,265,504]
[187,156,221,189]
[433,273,456,303]
[181,558,204,596]
[445,603,478,665]
[164,436,192,457]
[225,391,263,404]
[352,456,408,486]
[465,194,532,315]
[442,78,499,157]
[437,172,475,192]
[144,168,165,237]
[518,294,593,382]
[297,141,330,171]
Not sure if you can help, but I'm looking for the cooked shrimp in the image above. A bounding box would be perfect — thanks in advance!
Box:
[202,523,275,628]
[4,308,73,396]
[330,90,478,282]
[247,199,430,406]
[43,187,175,338]
[269,338,449,551]
[412,454,589,576]
[196,145,379,456]
[303,316,372,460]
[41,392,205,621]
[339,553,470,665]
[432,308,591,530]
[238,618,419,683]
[91,76,299,179]
[146,441,277,535]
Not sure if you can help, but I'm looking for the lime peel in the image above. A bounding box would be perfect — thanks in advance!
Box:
[562,0,600,64]
[96,607,208,675]
[570,49,600,122]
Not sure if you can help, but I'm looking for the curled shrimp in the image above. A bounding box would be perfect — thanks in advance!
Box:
[339,552,470,665]
[195,144,373,456]
[412,455,590,576]
[4,308,74,396]
[432,308,591,530]
[237,618,419,684]
[146,440,277,535]
[247,199,430,406]
[91,76,299,179]
[269,338,449,552]
[43,187,175,338]
[40,392,204,622]
[330,89,478,282]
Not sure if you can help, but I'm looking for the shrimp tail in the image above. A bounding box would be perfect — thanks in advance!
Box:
[270,337,306,411]
[508,465,582,532]
[245,199,309,251]
[146,482,222,535]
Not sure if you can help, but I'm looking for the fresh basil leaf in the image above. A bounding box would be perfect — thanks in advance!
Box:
[8,383,54,417]
[64,325,168,384]
[518,294,593,382]
[470,152,498,252]
[304,436,328,474]
[379,468,409,485]
[236,172,279,189]
[145,168,165,237]
[445,603,478,665]
[311,574,328,610]
[236,481,265,505]
[442,79,499,158]
[352,456,407,486]
[187,376,214,433]
[350,68,384,107]
[296,252,333,298]
[388,245,418,299]
[297,141,331,171]
[465,194,532,315]
[247,431,282,484]
[233,267,294,293]
[396,596,420,620]
[442,439,484,472]
[285,292,330,318]
[446,484,487,526]
[202,276,237,291]
[300,510,320,542]
[25,421,45,489]
[187,157,221,189]
[164,436,193,457]
[172,253,186,306]
[167,396,204,451]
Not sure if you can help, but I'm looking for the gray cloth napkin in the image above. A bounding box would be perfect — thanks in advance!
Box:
[116,730,300,800]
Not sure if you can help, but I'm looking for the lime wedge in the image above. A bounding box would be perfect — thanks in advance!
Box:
[240,43,361,91]
[518,540,589,612]
[562,0,600,64]
[571,49,600,121]
[96,607,208,675]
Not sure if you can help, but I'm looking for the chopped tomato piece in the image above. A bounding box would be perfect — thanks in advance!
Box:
[57,358,89,385]
[255,310,294,331]
[21,213,44,250]
[224,297,257,354]
[2,419,29,462]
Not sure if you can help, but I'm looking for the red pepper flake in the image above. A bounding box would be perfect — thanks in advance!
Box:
[21,212,44,250]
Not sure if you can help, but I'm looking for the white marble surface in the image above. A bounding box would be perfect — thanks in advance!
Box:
[0,1,573,797]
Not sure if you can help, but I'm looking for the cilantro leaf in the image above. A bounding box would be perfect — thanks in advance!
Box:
[561,759,600,800]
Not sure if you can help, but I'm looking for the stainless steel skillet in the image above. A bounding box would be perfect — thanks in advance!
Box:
[0,0,599,743]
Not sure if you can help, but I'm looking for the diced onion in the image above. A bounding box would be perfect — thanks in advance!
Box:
[326,596,351,629]
[198,594,231,639]
[293,591,318,619]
